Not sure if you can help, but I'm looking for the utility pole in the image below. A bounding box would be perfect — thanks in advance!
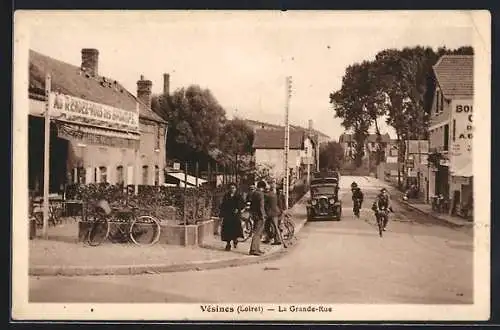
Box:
[42,74,52,239]
[284,76,292,209]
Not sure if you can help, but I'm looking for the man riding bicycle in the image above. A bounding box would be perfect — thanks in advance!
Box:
[350,182,364,217]
[371,188,394,231]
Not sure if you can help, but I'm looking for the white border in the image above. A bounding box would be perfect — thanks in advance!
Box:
[12,10,491,321]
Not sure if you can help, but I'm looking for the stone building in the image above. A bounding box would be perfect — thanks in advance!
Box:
[28,48,167,194]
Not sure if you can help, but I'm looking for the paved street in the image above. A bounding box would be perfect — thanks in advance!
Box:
[30,176,473,304]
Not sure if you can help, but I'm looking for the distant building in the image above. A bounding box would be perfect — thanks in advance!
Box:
[252,128,316,183]
[338,133,391,163]
[28,48,167,194]
[428,55,473,211]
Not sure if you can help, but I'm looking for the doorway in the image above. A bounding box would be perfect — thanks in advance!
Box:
[28,116,69,195]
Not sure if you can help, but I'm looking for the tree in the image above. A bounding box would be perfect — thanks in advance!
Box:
[319,141,344,170]
[152,85,227,164]
[218,118,254,163]
[330,45,473,186]
[330,61,381,167]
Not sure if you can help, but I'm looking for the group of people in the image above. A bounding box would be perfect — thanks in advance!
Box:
[218,180,287,255]
[350,182,394,231]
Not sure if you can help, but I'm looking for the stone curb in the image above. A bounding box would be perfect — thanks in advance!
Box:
[30,196,309,277]
[395,198,473,228]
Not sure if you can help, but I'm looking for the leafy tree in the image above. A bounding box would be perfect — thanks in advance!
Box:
[330,45,473,187]
[251,163,275,184]
[152,85,227,164]
[319,141,344,170]
[218,118,254,164]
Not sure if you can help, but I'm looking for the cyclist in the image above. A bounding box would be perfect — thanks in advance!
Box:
[371,188,394,231]
[350,182,364,217]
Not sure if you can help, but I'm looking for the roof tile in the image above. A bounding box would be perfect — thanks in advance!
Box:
[29,49,166,124]
[253,129,304,149]
[433,55,473,99]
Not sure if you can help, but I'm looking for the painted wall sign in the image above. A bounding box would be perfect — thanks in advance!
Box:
[450,100,473,177]
[50,92,139,132]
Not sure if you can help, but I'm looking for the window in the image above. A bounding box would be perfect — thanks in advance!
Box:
[155,125,161,151]
[154,165,160,186]
[440,93,444,112]
[76,167,86,184]
[452,119,456,142]
[444,124,449,151]
[435,90,440,115]
[142,165,149,185]
[116,166,124,185]
[99,166,107,183]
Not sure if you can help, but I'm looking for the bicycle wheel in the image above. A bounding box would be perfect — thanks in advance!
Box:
[283,218,295,240]
[87,215,110,246]
[130,215,161,246]
[376,215,383,237]
[239,219,253,242]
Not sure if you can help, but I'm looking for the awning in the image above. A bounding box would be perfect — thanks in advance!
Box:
[450,162,472,177]
[57,121,140,149]
[166,171,207,187]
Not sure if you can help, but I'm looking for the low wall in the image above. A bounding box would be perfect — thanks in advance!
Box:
[78,218,215,247]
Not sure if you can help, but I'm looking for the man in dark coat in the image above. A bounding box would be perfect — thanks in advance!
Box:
[249,181,267,256]
[263,182,282,245]
[219,183,244,251]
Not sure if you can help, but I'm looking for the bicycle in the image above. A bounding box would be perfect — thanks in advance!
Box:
[268,212,295,248]
[238,203,254,242]
[32,200,63,228]
[353,199,362,218]
[374,207,390,238]
[87,200,161,247]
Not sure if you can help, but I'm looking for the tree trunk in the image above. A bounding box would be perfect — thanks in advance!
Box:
[374,119,383,165]
[397,132,401,189]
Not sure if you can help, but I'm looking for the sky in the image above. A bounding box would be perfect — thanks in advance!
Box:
[22,10,477,140]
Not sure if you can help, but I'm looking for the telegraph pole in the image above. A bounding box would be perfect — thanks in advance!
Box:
[284,76,292,209]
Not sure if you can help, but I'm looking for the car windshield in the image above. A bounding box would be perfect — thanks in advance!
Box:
[311,186,336,195]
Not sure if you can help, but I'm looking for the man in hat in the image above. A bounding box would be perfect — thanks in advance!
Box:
[371,188,394,231]
[249,180,267,256]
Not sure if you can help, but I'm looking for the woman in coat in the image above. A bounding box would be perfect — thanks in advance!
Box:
[219,183,245,251]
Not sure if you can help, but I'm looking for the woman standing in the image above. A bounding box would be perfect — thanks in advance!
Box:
[219,183,245,251]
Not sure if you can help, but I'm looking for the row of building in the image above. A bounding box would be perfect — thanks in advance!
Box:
[28,48,169,194]
[28,48,332,195]
[339,54,473,214]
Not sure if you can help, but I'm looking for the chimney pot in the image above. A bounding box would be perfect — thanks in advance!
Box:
[81,48,99,77]
[163,73,170,96]
[137,76,153,109]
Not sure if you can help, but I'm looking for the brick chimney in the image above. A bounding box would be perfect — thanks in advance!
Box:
[81,48,99,77]
[308,119,313,132]
[163,73,170,96]
[137,75,153,109]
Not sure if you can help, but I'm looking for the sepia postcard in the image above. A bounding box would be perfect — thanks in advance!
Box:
[12,10,491,321]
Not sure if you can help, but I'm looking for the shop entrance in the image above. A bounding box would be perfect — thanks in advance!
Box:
[434,165,450,198]
[28,116,69,195]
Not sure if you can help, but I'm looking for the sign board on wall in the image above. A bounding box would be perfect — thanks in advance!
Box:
[386,156,398,164]
[50,92,139,132]
[450,100,473,177]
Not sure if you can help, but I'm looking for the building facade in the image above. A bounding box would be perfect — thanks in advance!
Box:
[428,55,473,211]
[28,48,167,195]
[252,129,316,183]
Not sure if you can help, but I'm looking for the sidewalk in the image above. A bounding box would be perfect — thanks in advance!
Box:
[29,194,309,277]
[373,177,474,228]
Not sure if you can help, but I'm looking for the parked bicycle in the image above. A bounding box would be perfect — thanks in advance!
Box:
[268,212,295,248]
[32,199,63,228]
[238,201,254,242]
[87,199,161,247]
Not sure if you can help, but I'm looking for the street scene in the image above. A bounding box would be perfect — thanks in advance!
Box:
[29,175,473,304]
[13,10,489,321]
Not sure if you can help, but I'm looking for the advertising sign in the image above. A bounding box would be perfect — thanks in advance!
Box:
[50,92,139,132]
[450,100,473,177]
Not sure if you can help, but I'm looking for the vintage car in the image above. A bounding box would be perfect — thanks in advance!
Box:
[306,176,342,221]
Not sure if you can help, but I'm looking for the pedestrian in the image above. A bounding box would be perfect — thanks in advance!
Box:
[246,184,256,205]
[249,180,267,256]
[263,181,282,245]
[219,183,245,251]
